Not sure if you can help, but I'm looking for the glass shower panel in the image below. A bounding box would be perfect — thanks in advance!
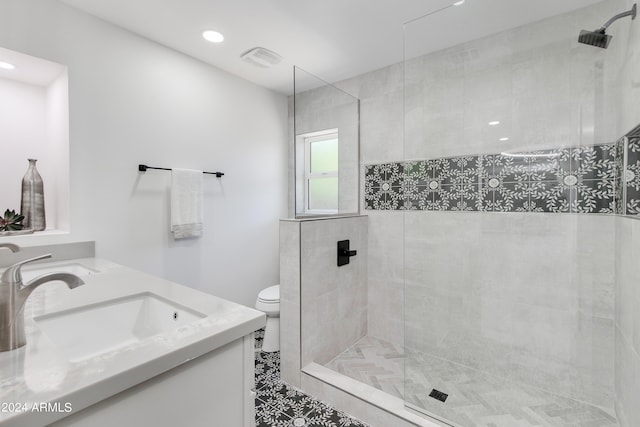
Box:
[403,1,620,426]
[293,66,360,217]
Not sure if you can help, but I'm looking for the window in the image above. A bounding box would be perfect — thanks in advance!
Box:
[304,130,338,213]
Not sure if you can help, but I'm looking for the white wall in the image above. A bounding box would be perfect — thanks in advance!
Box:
[46,70,70,232]
[0,78,48,220]
[0,0,288,307]
[0,50,69,232]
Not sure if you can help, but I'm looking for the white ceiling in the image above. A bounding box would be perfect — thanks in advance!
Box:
[0,47,67,86]
[59,0,606,95]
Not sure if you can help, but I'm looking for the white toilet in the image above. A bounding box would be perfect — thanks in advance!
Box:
[255,284,280,352]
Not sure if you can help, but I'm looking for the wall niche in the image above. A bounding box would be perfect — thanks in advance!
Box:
[0,47,69,235]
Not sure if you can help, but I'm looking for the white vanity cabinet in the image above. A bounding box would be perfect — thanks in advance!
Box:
[51,334,256,427]
[0,258,265,427]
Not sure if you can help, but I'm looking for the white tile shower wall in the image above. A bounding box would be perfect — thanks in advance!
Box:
[293,83,359,214]
[286,1,625,416]
[404,212,616,409]
[320,64,405,350]
[289,0,624,352]
[336,63,404,166]
[403,1,622,161]
[614,216,640,427]
[613,0,640,424]
[300,216,368,367]
[615,0,640,136]
[288,67,404,348]
[366,213,404,348]
[288,96,296,217]
[279,220,302,387]
[336,64,406,349]
[614,218,640,427]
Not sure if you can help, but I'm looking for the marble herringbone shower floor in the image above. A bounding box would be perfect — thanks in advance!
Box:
[325,336,618,427]
[325,336,405,398]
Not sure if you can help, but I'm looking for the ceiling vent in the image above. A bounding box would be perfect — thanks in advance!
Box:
[240,47,283,68]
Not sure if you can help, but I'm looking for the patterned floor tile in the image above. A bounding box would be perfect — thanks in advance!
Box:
[256,349,281,390]
[305,405,370,427]
[258,382,312,419]
[256,398,295,427]
[254,330,369,427]
[255,327,265,350]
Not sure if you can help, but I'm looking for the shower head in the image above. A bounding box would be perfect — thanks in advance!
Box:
[578,3,636,49]
[578,29,612,48]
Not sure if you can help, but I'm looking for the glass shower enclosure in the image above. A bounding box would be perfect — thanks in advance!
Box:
[292,1,630,426]
[402,0,622,426]
[293,66,360,217]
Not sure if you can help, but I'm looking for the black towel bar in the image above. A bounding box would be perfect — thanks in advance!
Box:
[138,164,224,178]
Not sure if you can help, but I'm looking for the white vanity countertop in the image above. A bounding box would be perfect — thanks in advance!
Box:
[0,258,266,426]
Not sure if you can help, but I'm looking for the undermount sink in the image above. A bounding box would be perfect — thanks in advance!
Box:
[34,292,206,362]
[20,262,99,282]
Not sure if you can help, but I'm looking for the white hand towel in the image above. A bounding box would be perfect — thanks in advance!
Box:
[171,168,203,239]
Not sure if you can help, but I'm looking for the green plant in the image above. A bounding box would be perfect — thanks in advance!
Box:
[0,209,25,232]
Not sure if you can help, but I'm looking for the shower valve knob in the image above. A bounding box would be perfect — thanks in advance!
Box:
[340,249,357,257]
[337,240,357,266]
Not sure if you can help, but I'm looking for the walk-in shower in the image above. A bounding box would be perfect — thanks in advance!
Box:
[286,1,640,426]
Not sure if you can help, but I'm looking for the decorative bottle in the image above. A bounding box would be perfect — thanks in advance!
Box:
[20,159,46,231]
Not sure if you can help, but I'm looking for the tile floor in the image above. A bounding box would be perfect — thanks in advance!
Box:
[326,336,619,427]
[254,329,369,427]
[325,336,404,399]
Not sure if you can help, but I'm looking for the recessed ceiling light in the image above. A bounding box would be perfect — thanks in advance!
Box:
[499,137,510,141]
[202,30,224,43]
[0,61,15,70]
[488,121,500,126]
[453,0,465,5]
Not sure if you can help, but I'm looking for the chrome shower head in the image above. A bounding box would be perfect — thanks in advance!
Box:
[578,3,636,49]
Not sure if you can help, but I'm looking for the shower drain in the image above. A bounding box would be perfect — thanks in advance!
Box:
[429,388,449,403]
[292,417,306,426]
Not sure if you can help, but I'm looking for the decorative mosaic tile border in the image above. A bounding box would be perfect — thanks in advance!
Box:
[365,141,625,214]
[625,128,640,215]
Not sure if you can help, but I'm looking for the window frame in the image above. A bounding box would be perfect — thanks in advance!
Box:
[302,130,339,214]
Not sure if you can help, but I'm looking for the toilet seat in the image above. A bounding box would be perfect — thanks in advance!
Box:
[258,285,279,303]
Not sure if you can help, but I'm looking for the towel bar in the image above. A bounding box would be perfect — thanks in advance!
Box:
[138,164,224,178]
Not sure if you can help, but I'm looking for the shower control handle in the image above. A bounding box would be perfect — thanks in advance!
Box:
[340,249,357,257]
[337,240,357,267]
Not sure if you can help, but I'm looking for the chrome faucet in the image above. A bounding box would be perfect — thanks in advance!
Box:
[0,253,85,352]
